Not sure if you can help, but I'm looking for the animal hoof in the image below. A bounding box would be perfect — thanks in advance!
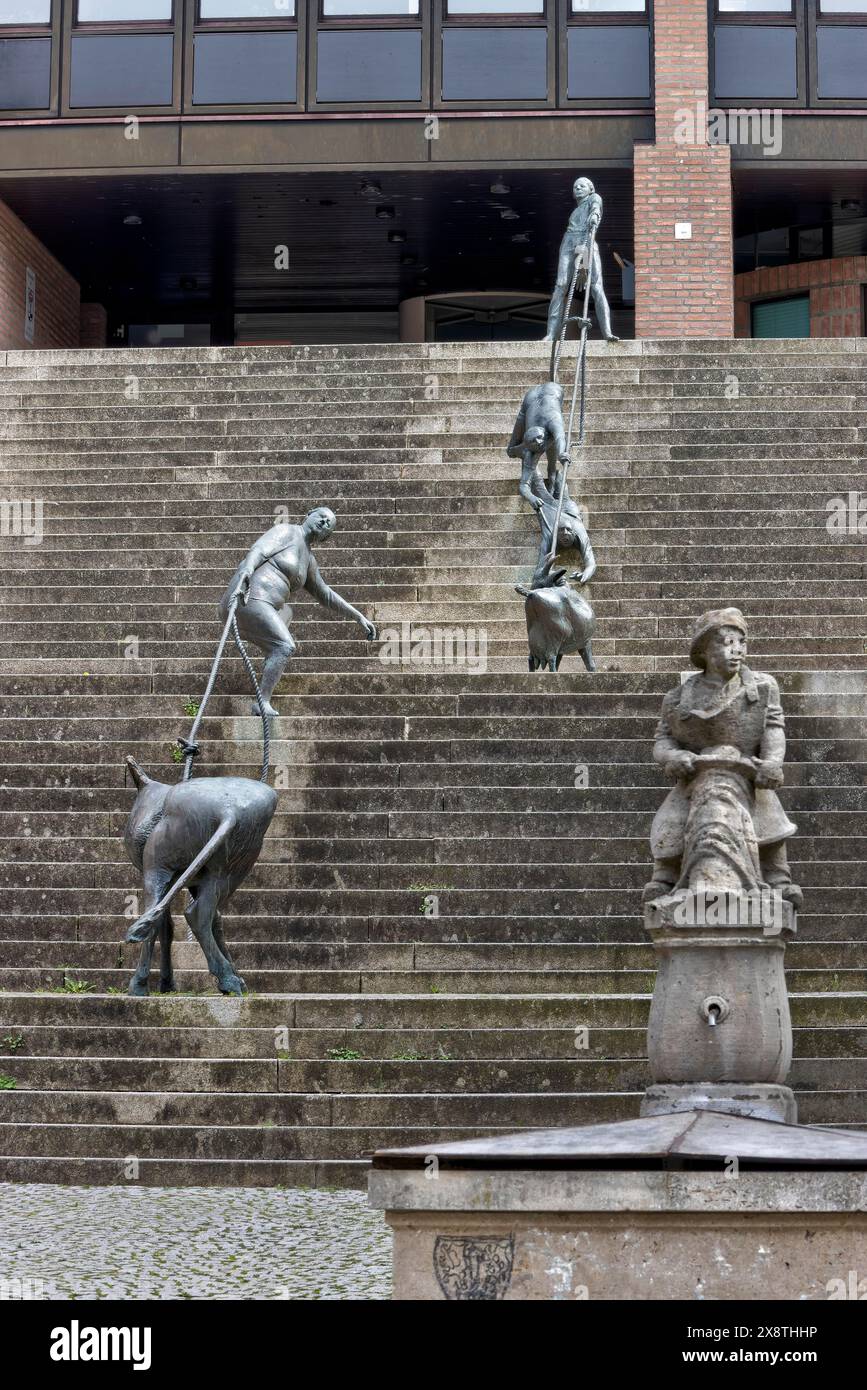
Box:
[219,974,247,996]
[251,702,278,719]
[128,978,150,997]
[158,979,176,995]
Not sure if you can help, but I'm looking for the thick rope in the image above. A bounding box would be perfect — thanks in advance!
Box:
[180,593,272,785]
[230,611,271,784]
[547,226,597,565]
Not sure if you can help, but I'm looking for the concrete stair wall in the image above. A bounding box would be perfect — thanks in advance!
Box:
[0,338,865,1186]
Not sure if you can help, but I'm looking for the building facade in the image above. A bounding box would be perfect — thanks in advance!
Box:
[0,0,866,346]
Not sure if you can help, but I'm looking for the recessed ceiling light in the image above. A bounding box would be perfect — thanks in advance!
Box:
[388,230,407,244]
[511,232,530,243]
[500,209,519,221]
[123,214,142,227]
[376,206,396,220]
[490,180,511,195]
[359,179,382,197]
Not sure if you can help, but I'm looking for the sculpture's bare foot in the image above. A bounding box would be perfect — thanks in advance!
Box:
[604,334,621,343]
[780,883,803,910]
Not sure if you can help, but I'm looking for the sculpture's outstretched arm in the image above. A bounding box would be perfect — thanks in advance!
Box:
[506,410,526,458]
[303,555,377,638]
[519,455,543,511]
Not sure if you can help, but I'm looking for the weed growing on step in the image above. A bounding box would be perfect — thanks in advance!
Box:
[1,1034,23,1053]
[0,1075,16,1090]
[183,698,200,718]
[53,977,96,994]
[391,1049,423,1062]
[326,1047,361,1061]
[170,745,184,764]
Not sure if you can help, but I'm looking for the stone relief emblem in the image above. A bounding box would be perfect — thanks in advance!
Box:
[433,1235,514,1301]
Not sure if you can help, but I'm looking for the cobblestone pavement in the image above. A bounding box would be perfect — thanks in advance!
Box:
[0,1185,392,1300]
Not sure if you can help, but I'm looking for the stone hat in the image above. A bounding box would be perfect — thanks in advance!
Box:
[689,607,748,669]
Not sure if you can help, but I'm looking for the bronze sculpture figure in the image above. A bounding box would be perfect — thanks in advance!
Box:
[507,381,570,511]
[643,608,802,908]
[220,506,378,717]
[123,757,277,996]
[517,560,596,673]
[543,176,619,344]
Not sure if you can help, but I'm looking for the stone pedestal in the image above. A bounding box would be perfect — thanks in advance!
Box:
[643,889,796,1121]
[369,1113,867,1301]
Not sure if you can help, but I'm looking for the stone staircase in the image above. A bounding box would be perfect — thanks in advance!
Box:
[0,339,865,1186]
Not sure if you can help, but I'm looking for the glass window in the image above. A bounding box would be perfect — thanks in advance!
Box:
[70,33,173,104]
[317,28,421,99]
[572,0,646,11]
[193,30,296,102]
[752,296,809,338]
[820,0,867,11]
[448,2,544,12]
[442,27,547,99]
[0,36,50,105]
[717,0,791,10]
[714,26,797,97]
[199,1,295,16]
[76,1,172,20]
[568,25,649,96]
[0,2,51,22]
[817,26,867,95]
[322,2,418,15]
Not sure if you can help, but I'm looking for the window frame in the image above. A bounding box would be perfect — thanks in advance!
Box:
[317,1,421,24]
[196,0,297,23]
[61,0,182,116]
[0,1,53,33]
[0,1,59,117]
[559,0,654,110]
[709,0,806,108]
[434,0,555,108]
[443,1,548,24]
[308,0,430,110]
[185,0,303,112]
[73,0,176,30]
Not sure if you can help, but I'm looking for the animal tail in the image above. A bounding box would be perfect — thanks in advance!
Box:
[126,755,151,789]
[125,815,235,943]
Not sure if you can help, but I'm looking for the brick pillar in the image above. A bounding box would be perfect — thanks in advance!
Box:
[634,0,734,337]
[0,198,81,349]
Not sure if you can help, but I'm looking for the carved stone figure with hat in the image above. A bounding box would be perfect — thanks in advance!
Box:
[643,608,801,908]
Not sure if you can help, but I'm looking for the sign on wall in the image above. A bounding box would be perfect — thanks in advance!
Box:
[24,267,36,344]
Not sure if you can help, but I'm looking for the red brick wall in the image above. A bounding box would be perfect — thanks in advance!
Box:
[0,198,81,350]
[735,257,866,338]
[79,301,108,348]
[634,0,734,337]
